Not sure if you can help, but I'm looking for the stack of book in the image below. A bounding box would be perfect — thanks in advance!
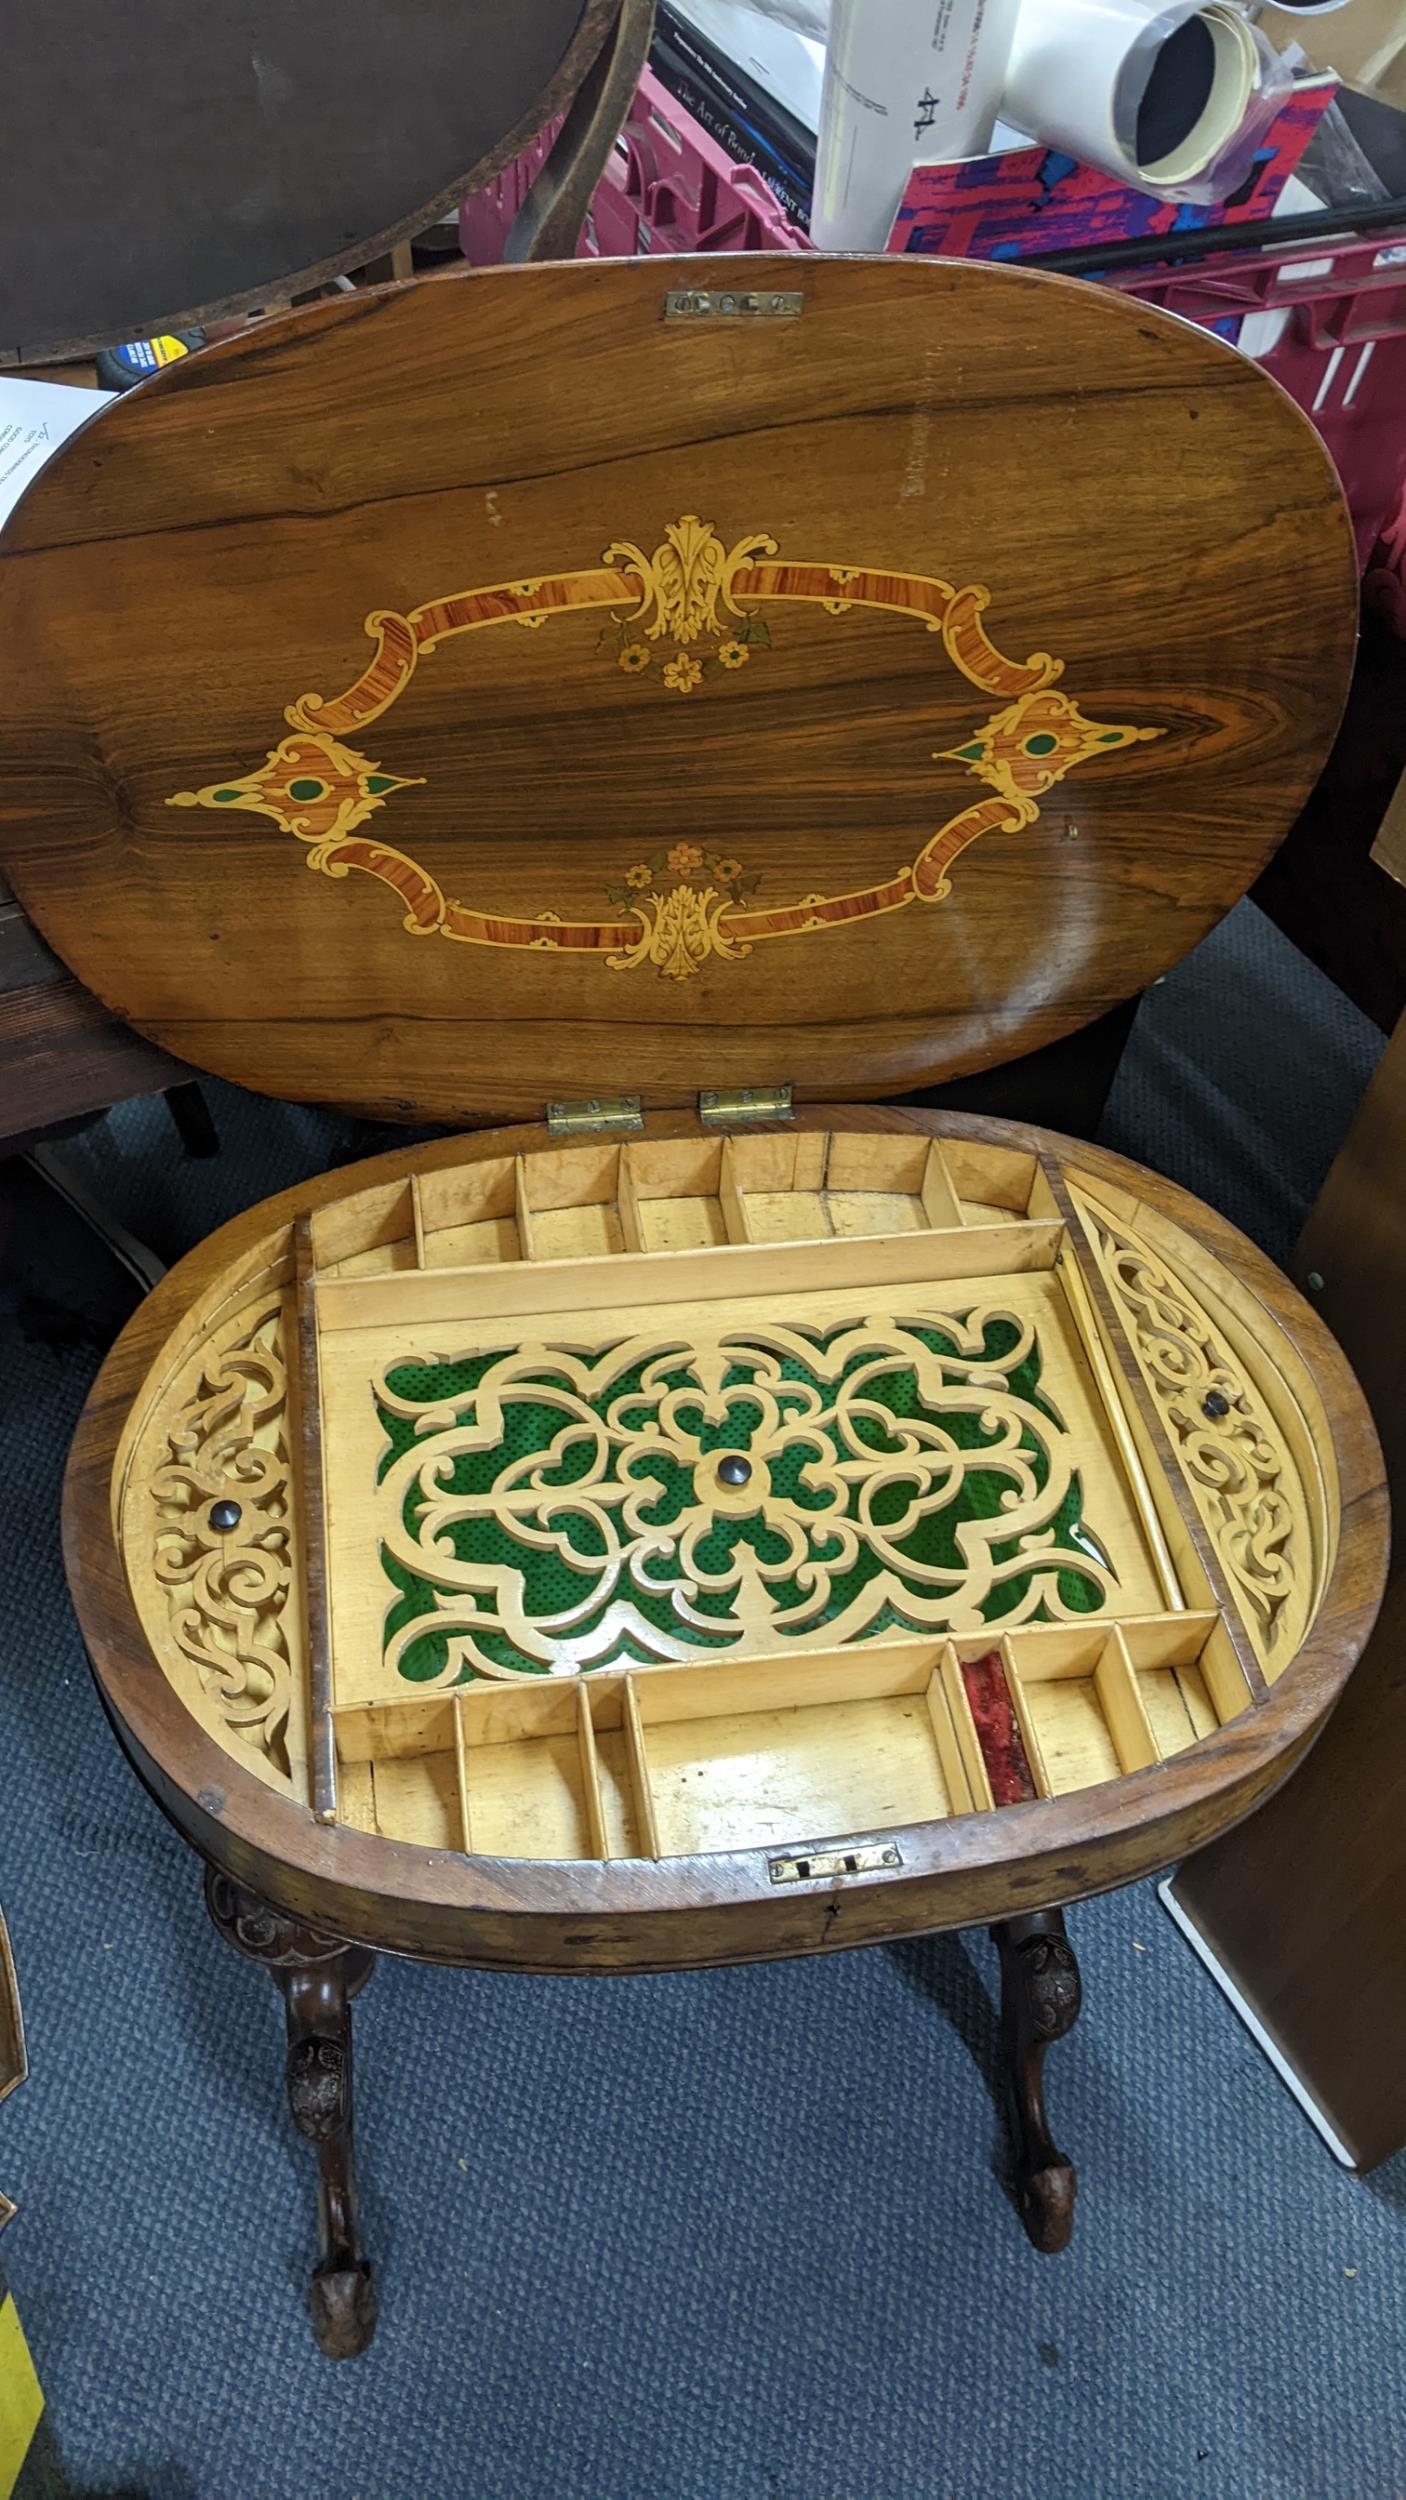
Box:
[651,1,821,225]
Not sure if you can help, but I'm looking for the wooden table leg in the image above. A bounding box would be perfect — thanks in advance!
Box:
[990,1908,1082,2253]
[204,1869,377,2358]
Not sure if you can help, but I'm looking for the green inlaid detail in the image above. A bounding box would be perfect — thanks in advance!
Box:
[1097,731,1124,744]
[1024,733,1058,756]
[364,774,398,793]
[212,789,244,803]
[373,1314,1117,1684]
[287,777,326,800]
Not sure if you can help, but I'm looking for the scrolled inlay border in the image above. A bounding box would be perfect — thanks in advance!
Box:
[165,511,1163,981]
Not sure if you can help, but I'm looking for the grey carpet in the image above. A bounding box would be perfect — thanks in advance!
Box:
[0,900,1394,2500]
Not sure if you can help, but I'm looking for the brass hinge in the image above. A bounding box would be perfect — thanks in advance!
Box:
[546,1094,644,1139]
[698,1084,794,1128]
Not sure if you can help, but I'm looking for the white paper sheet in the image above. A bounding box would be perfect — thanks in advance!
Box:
[0,376,115,535]
[670,0,827,127]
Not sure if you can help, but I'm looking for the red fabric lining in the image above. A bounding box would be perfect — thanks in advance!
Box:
[960,1649,1038,1807]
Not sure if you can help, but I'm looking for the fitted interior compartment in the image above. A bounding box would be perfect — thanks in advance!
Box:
[328,1608,1250,1859]
[505,1139,744,1260]
[628,1647,973,1855]
[625,1137,735,1250]
[510,1135,999,1258]
[334,1684,609,1859]
[307,1130,1050,1283]
[724,1130,969,1242]
[333,1698,463,1850]
[413,1158,522,1265]
[331,1646,977,1857]
[1003,1626,1158,1797]
[1121,1613,1253,1753]
[124,1123,1319,1851]
[309,1178,420,1278]
[937,1616,1241,1809]
[938,1137,1040,1228]
[516,1142,635,1260]
[299,1133,1275,1850]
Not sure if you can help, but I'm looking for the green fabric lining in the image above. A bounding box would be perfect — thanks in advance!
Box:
[374,1319,1111,1681]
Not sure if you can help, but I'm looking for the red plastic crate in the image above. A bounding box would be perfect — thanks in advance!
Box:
[458,66,807,264]
[1109,233,1406,573]
[459,76,1406,599]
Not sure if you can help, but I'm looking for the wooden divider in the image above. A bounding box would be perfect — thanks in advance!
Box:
[299,1130,1272,1864]
[329,1612,1248,1861]
[315,1213,1066,1332]
[312,1131,1049,1288]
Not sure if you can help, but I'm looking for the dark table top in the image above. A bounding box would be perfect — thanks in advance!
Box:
[1,0,609,362]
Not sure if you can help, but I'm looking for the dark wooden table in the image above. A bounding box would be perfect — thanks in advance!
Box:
[0,0,626,361]
[0,872,190,1154]
[0,250,1387,2361]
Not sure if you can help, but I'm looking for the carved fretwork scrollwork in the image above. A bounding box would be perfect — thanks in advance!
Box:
[371,1304,1120,1682]
[148,1299,296,1775]
[1072,1194,1312,1667]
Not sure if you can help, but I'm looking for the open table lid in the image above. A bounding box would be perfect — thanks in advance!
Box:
[0,254,1355,1123]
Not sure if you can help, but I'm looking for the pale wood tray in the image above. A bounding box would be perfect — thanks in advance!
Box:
[114,1125,1334,1876]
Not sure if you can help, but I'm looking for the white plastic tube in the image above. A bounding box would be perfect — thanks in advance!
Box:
[810,0,1023,249]
[1001,0,1264,194]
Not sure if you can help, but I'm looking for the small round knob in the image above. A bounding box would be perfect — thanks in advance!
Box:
[1201,1391,1230,1421]
[717,1454,752,1488]
[209,1498,243,1533]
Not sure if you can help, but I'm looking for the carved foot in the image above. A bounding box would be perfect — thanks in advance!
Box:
[309,2261,379,2362]
[1016,2160,1077,2254]
[990,1908,1082,2255]
[206,1869,378,2355]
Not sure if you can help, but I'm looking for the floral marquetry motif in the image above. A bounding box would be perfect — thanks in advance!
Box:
[602,845,762,983]
[600,513,778,666]
[1071,1194,1314,1669]
[164,513,1163,982]
[940,690,1162,816]
[168,733,424,871]
[370,1308,1120,1684]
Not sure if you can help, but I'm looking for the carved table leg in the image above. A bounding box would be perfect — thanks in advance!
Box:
[989,1907,1082,2254]
[205,1868,378,2358]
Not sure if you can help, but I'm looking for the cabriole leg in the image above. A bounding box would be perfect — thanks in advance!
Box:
[990,1907,1082,2254]
[205,1868,378,2357]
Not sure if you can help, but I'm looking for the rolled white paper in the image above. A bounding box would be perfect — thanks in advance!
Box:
[1001,0,1261,192]
[811,0,1023,249]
